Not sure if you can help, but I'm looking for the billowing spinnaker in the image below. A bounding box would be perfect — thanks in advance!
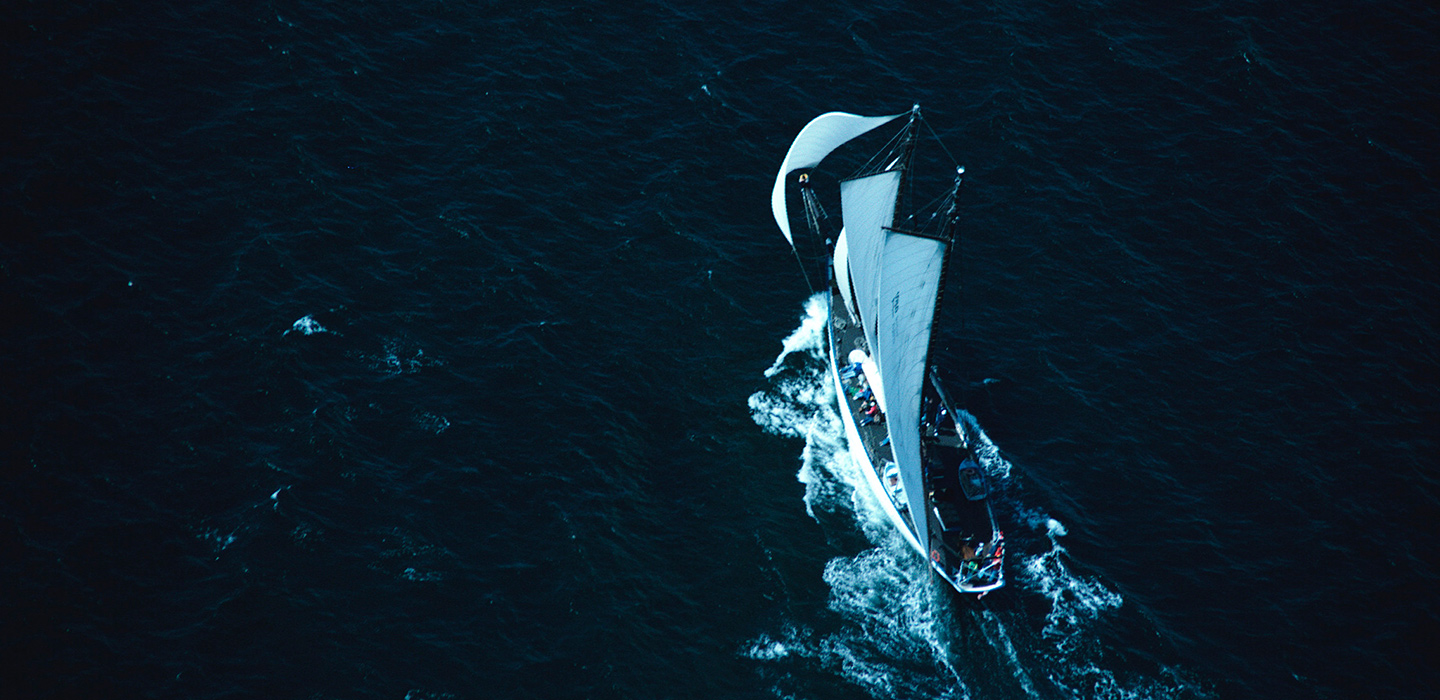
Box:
[771,112,905,245]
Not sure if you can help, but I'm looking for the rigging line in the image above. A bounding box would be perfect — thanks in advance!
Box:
[902,189,954,230]
[791,248,815,294]
[920,114,961,170]
[850,123,910,179]
[953,178,966,409]
[791,182,827,294]
[789,240,815,294]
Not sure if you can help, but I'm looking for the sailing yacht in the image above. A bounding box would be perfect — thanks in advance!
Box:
[771,106,1004,594]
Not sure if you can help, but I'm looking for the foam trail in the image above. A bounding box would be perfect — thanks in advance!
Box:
[1006,513,1210,698]
[749,294,849,521]
[763,294,829,378]
[285,314,328,335]
[1019,517,1123,651]
[957,411,1012,481]
[747,298,1207,700]
[821,547,971,700]
[977,610,1038,698]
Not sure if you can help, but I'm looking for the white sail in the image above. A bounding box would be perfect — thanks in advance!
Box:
[839,170,903,362]
[875,231,948,553]
[771,112,905,245]
[833,227,856,322]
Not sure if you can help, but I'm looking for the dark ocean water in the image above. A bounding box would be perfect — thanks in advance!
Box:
[3,1,1436,698]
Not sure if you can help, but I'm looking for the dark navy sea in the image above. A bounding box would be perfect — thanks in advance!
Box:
[3,1,1436,698]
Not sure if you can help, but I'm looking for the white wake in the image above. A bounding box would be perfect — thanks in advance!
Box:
[746,297,1205,700]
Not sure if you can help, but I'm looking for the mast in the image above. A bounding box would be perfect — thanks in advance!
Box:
[870,105,962,558]
[891,105,922,231]
[927,167,965,375]
[794,173,825,293]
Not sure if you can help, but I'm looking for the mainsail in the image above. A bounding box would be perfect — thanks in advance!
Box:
[839,170,903,369]
[875,231,948,552]
[771,112,906,245]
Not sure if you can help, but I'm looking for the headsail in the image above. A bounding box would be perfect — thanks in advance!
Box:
[875,231,949,552]
[771,112,906,245]
[833,228,856,322]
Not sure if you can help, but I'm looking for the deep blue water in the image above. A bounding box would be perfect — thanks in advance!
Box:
[3,1,1436,698]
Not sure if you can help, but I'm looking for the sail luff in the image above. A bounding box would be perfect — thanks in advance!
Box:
[771,112,906,245]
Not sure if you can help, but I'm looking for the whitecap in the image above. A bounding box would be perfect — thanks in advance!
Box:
[285,314,327,335]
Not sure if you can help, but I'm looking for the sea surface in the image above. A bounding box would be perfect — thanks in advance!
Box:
[3,1,1436,698]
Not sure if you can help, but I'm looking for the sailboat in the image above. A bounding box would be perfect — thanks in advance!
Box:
[771,106,1004,594]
